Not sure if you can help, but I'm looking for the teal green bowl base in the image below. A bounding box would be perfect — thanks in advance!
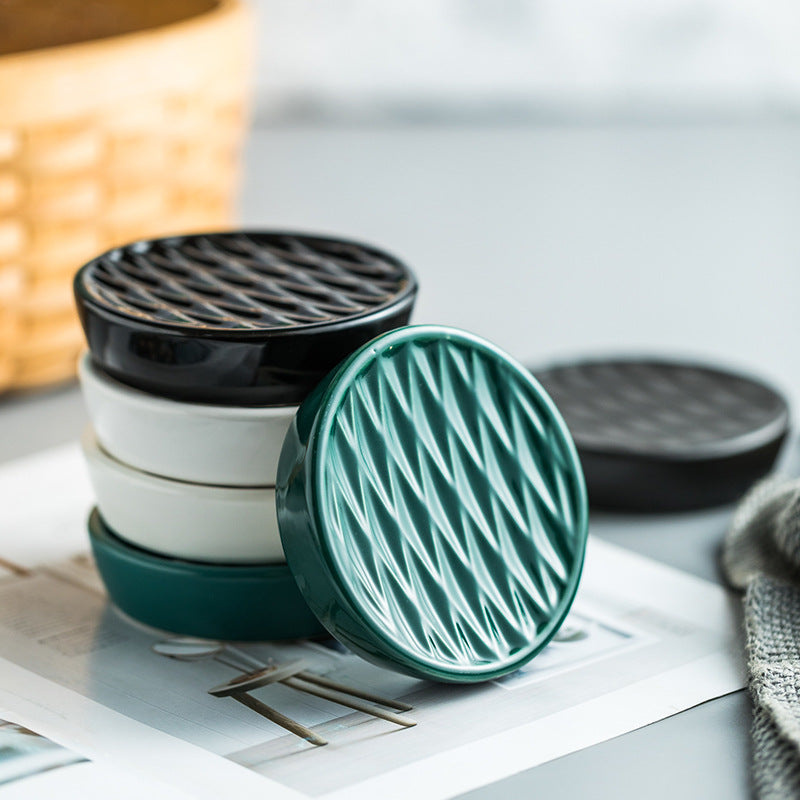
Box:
[88,509,325,641]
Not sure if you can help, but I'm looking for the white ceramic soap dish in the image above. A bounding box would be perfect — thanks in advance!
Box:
[79,353,296,487]
[81,427,284,565]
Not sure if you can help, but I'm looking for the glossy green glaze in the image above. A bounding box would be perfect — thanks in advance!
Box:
[88,509,324,641]
[276,325,588,682]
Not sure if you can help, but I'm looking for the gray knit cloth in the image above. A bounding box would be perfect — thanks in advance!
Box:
[722,477,800,799]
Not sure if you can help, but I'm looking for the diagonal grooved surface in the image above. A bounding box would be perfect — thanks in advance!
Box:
[313,331,588,677]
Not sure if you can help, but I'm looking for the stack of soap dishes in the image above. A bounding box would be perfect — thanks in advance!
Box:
[74,229,592,686]
[75,231,418,641]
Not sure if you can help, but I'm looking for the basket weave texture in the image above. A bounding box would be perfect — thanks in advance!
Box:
[0,0,251,392]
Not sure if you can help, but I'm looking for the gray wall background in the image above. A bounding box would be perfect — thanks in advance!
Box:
[248,0,800,121]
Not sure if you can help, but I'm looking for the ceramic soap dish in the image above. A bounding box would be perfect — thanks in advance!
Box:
[74,231,418,405]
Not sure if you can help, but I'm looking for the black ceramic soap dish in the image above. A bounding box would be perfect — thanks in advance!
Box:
[533,358,791,512]
[74,231,418,406]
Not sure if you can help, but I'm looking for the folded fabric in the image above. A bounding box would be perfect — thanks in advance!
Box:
[722,477,800,799]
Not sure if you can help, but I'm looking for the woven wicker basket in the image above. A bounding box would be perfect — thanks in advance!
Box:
[0,0,251,392]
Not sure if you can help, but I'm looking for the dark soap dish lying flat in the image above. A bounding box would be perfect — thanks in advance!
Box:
[533,358,790,512]
[74,231,417,405]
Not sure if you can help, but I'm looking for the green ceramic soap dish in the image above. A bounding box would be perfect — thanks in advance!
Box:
[277,325,589,682]
[88,509,324,641]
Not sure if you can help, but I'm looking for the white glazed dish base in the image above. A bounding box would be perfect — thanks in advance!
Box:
[78,352,297,487]
[81,427,285,564]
